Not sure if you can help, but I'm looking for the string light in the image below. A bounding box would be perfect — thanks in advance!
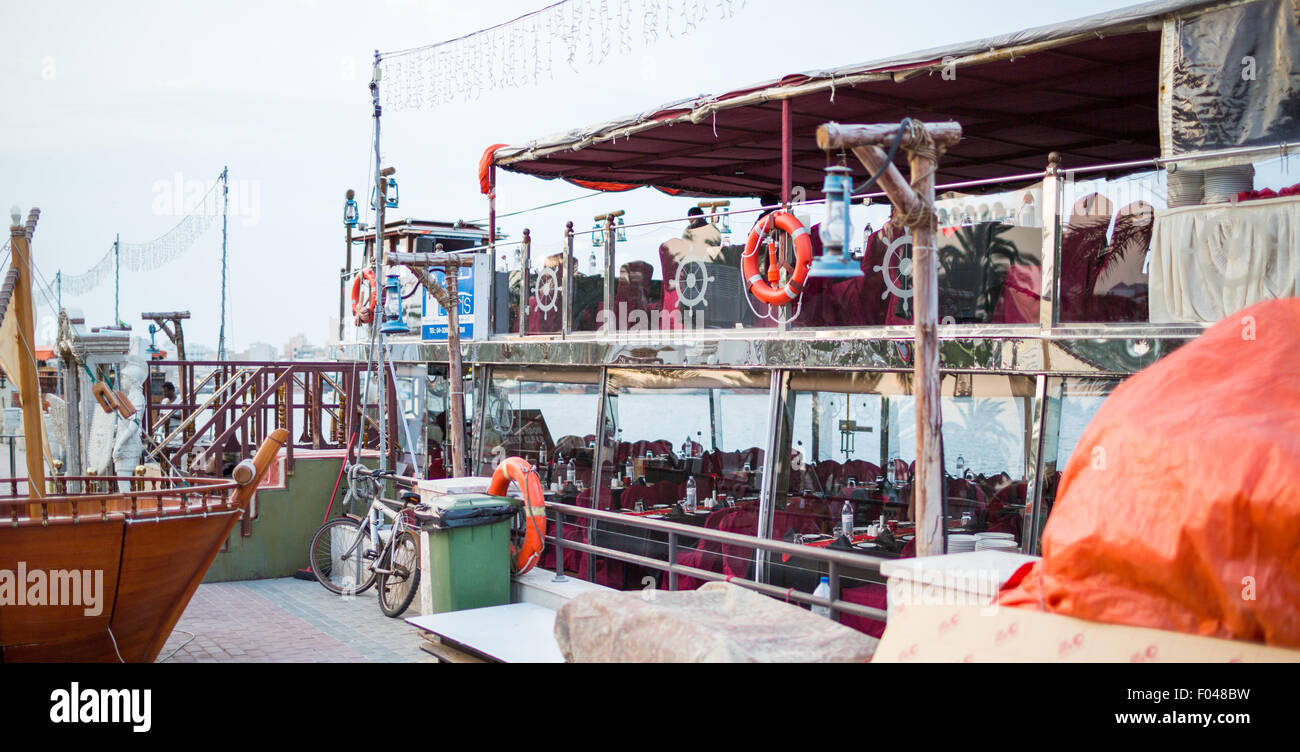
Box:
[62,176,223,297]
[378,0,747,110]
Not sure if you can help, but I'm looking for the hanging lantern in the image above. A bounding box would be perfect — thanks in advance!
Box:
[370,177,400,210]
[343,190,359,227]
[379,274,410,335]
[808,165,863,279]
[591,222,603,247]
[615,216,627,242]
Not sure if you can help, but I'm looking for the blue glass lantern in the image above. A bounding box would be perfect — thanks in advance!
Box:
[379,274,410,335]
[615,216,627,242]
[370,178,399,210]
[591,223,604,247]
[343,193,359,227]
[809,165,863,279]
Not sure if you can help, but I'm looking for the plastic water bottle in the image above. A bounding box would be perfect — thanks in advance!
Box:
[625,458,634,482]
[811,576,831,618]
[682,434,692,458]
[841,501,854,538]
[685,476,697,511]
[566,458,576,485]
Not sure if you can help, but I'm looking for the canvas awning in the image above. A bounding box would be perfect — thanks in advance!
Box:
[493,0,1226,197]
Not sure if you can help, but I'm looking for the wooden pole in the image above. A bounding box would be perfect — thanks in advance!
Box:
[816,120,962,557]
[443,249,466,478]
[10,210,45,499]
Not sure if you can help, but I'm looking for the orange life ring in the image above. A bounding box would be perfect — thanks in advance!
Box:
[742,211,814,306]
[350,269,377,324]
[488,456,547,575]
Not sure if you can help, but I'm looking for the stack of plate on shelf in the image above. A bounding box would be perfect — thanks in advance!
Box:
[975,537,1020,552]
[1167,167,1204,207]
[975,532,1016,541]
[948,534,978,553]
[1202,164,1256,204]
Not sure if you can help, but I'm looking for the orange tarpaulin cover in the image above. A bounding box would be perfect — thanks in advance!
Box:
[999,298,1300,648]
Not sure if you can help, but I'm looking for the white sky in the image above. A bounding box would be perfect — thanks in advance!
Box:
[2,0,1143,352]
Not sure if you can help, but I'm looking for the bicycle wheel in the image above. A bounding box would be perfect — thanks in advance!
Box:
[377,531,420,618]
[309,516,379,595]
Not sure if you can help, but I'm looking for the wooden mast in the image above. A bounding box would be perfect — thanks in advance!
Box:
[816,121,962,557]
[9,207,46,499]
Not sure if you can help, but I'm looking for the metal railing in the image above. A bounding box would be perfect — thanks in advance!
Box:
[546,500,888,623]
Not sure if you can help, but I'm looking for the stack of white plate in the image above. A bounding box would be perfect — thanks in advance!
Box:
[1202,165,1255,204]
[948,534,978,553]
[1167,167,1204,207]
[975,538,1020,552]
[975,532,1016,541]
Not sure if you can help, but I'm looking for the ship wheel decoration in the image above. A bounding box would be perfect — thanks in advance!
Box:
[534,266,560,313]
[875,232,915,300]
[674,259,714,309]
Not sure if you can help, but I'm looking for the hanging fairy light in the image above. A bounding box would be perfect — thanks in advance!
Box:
[377,0,748,110]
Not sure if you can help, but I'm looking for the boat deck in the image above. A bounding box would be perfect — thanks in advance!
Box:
[157,578,437,663]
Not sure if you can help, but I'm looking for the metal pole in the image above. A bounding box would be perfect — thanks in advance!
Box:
[371,52,389,472]
[342,189,354,343]
[114,233,119,325]
[562,221,573,335]
[518,228,530,335]
[218,167,229,359]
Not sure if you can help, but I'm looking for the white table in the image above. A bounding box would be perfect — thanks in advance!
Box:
[406,602,565,663]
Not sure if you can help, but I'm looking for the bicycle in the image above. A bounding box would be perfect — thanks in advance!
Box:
[307,465,422,618]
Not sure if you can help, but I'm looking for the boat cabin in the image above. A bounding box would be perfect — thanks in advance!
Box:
[339,0,1300,619]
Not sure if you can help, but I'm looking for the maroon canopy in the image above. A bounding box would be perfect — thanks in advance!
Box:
[494,0,1220,197]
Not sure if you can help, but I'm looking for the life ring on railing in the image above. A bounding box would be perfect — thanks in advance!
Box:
[488,456,547,575]
[350,268,378,324]
[91,381,119,414]
[741,211,813,306]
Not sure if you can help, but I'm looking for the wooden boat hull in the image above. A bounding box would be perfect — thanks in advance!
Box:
[0,509,241,662]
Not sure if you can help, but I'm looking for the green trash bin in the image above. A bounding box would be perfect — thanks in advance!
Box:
[415,493,518,613]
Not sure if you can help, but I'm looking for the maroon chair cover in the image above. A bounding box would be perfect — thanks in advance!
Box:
[652,479,680,506]
[619,484,657,511]
[840,583,888,639]
[1091,200,1154,323]
[992,263,1042,323]
[540,518,589,577]
[1058,192,1114,322]
[840,459,880,487]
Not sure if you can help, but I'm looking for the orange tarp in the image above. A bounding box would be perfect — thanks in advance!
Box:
[999,298,1300,648]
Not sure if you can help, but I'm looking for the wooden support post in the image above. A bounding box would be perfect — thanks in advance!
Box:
[595,210,623,331]
[444,252,466,478]
[816,120,962,557]
[10,210,44,500]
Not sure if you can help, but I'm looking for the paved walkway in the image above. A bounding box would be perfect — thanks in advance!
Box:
[157,578,437,663]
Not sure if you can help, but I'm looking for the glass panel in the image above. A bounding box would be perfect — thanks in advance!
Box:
[1033,377,1123,548]
[1147,155,1298,324]
[474,369,602,477]
[1061,156,1297,324]
[768,372,1037,635]
[587,370,772,591]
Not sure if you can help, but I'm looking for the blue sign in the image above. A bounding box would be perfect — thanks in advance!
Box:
[421,262,480,341]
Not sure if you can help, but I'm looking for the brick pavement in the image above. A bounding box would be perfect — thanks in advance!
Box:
[157,577,437,663]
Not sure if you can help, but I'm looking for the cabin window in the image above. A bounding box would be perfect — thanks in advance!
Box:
[473,367,603,477]
[1026,377,1124,550]
[772,371,1036,549]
